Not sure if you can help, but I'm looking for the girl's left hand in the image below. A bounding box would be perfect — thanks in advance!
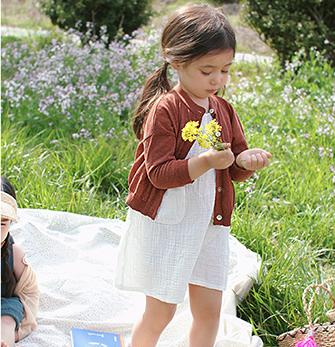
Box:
[236,148,272,171]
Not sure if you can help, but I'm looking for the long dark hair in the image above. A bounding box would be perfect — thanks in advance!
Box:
[133,4,236,139]
[1,176,17,297]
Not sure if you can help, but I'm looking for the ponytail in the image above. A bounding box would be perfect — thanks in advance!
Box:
[133,62,171,139]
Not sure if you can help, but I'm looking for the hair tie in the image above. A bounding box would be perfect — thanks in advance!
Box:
[163,61,169,71]
[164,56,172,64]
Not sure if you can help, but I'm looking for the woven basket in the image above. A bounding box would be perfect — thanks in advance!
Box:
[277,279,335,347]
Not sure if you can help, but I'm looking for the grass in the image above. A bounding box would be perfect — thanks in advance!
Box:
[1,117,135,220]
[1,13,334,347]
[1,0,53,30]
[226,57,335,342]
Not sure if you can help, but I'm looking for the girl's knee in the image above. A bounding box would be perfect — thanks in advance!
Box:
[1,316,16,347]
[147,304,176,323]
[144,301,177,331]
[1,315,16,327]
[161,304,177,323]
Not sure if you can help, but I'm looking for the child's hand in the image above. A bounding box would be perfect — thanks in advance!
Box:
[200,144,235,170]
[236,148,272,171]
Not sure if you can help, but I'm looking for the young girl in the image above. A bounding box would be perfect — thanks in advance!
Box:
[115,4,271,347]
[1,177,39,347]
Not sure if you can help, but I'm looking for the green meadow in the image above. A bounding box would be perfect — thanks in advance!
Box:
[1,4,335,345]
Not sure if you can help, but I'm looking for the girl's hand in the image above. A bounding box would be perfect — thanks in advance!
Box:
[236,148,272,171]
[200,144,235,170]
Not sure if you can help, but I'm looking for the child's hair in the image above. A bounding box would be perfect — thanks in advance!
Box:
[133,3,236,139]
[1,176,17,297]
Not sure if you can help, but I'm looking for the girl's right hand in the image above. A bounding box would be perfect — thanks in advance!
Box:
[188,144,234,180]
[200,145,235,170]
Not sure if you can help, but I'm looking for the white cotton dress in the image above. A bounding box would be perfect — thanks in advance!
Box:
[115,112,230,304]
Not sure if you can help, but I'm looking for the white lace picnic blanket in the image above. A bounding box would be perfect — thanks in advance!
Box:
[12,208,263,347]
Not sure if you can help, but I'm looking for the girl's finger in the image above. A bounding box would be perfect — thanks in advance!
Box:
[256,155,262,170]
[250,154,258,170]
[255,149,272,158]
[261,152,270,167]
[263,156,270,167]
[241,157,250,170]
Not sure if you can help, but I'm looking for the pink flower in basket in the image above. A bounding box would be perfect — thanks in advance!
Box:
[295,334,317,347]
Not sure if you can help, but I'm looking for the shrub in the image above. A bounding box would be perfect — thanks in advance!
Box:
[38,0,152,43]
[243,0,335,66]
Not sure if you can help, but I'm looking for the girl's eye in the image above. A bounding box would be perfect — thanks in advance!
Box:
[201,70,229,75]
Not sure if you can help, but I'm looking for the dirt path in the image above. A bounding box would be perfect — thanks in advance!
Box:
[1,25,272,64]
[1,26,50,37]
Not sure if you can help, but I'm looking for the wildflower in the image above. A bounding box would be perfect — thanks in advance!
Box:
[197,133,211,149]
[181,121,200,142]
[204,120,224,150]
[205,119,222,136]
[182,119,227,151]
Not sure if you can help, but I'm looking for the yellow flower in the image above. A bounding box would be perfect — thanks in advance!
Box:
[197,133,211,149]
[181,121,200,142]
[205,120,222,136]
[181,119,224,151]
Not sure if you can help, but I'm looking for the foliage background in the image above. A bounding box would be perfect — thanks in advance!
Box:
[243,0,335,67]
[1,1,335,345]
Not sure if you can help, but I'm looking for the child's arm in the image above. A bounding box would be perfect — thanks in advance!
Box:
[12,244,39,341]
[144,111,238,186]
[228,107,271,181]
[13,244,26,282]
[143,103,195,189]
[144,101,238,185]
[188,147,235,180]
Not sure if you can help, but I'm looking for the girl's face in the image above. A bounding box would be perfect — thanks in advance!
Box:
[1,217,10,246]
[173,49,234,104]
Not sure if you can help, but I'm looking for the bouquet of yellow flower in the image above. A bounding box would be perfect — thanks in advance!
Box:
[181,119,229,151]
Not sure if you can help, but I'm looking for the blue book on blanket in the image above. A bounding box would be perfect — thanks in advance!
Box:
[70,327,125,347]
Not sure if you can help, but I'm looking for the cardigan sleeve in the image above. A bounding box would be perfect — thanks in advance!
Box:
[143,102,193,190]
[228,107,254,182]
[14,262,39,341]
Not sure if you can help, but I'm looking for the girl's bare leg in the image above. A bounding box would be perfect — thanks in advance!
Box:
[131,295,177,347]
[188,284,222,347]
[1,315,16,347]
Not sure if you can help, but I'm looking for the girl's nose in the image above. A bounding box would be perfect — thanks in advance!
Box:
[210,73,222,86]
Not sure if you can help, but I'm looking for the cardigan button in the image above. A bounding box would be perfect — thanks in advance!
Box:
[216,214,223,221]
[209,108,214,114]
[217,186,223,192]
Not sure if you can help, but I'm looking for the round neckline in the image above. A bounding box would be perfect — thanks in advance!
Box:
[174,84,215,115]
